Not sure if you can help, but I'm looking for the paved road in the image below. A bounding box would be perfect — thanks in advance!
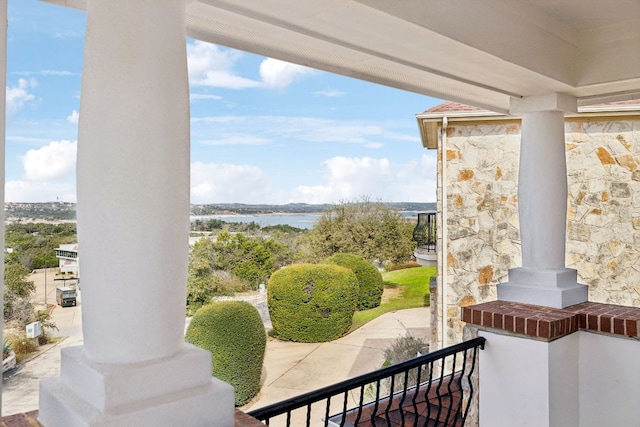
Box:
[2,269,84,416]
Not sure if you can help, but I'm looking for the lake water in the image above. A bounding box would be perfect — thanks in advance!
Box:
[190,211,421,230]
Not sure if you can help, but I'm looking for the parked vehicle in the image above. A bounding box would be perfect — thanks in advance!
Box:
[56,286,77,307]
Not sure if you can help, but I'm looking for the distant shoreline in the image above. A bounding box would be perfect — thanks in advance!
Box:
[5,202,436,224]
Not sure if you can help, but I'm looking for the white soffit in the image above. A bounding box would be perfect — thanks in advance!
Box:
[43,0,640,113]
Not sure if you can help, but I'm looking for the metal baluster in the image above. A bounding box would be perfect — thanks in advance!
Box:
[353,384,366,425]
[423,360,435,427]
[442,352,458,425]
[412,362,425,424]
[370,379,381,426]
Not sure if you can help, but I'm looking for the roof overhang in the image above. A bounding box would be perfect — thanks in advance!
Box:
[44,0,640,114]
[416,103,640,150]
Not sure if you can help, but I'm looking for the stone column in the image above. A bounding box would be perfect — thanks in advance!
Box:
[497,93,588,308]
[39,1,234,425]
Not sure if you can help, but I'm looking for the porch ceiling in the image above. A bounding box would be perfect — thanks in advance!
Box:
[44,0,640,113]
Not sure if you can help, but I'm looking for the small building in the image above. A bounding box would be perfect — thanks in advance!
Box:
[55,243,79,275]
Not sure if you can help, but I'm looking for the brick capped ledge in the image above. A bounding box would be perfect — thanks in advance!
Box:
[564,301,640,337]
[462,300,640,341]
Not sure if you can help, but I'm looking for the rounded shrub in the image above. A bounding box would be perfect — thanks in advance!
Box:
[185,300,266,406]
[267,263,358,342]
[324,253,384,310]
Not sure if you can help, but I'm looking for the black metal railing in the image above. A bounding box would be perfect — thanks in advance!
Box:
[413,212,437,252]
[247,337,485,427]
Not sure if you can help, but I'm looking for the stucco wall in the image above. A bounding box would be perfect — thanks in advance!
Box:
[477,329,640,427]
[436,116,640,345]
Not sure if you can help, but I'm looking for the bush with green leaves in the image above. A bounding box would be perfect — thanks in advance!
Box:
[323,253,384,310]
[267,263,358,342]
[185,301,266,406]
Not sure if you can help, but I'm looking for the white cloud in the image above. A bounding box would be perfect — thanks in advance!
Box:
[191,161,273,204]
[191,116,245,124]
[287,155,437,204]
[14,70,75,78]
[191,114,419,149]
[67,110,79,124]
[5,180,76,203]
[364,142,384,149]
[289,157,393,203]
[187,41,316,90]
[313,89,345,97]
[190,93,223,101]
[6,78,36,114]
[259,58,316,89]
[187,41,260,89]
[199,135,269,146]
[7,135,53,145]
[40,70,74,76]
[394,154,437,202]
[53,30,81,39]
[22,140,77,182]
[267,116,386,144]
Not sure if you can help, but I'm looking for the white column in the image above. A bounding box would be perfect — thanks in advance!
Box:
[497,93,588,308]
[39,1,234,425]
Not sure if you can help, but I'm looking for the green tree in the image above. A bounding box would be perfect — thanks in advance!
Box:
[5,262,35,298]
[4,262,37,327]
[303,198,415,264]
[210,231,287,287]
[5,222,76,270]
[185,233,290,314]
[186,238,246,315]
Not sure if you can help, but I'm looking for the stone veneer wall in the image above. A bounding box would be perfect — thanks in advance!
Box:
[436,115,640,346]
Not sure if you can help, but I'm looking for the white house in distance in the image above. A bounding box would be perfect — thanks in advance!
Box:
[0,1,636,426]
[55,243,79,275]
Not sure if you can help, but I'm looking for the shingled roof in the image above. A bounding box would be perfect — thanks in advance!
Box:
[423,99,640,115]
[423,101,486,114]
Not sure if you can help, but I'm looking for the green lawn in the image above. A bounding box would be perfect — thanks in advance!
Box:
[350,266,436,332]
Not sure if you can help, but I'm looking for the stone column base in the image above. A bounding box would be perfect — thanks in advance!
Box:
[39,344,234,427]
[497,267,588,308]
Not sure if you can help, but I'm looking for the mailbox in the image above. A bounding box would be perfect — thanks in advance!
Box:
[26,321,42,338]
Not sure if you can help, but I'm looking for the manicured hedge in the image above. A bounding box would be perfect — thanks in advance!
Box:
[267,263,358,342]
[185,301,266,406]
[324,253,384,310]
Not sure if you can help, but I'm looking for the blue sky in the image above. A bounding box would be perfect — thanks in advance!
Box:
[5,1,441,204]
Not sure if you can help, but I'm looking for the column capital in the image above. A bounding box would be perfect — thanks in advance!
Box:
[510,93,577,115]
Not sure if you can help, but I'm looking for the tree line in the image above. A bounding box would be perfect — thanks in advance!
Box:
[4,200,419,322]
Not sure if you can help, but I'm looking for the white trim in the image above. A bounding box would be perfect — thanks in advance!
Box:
[440,117,448,350]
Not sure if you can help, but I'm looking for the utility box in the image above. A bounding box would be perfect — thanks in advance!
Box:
[26,321,42,339]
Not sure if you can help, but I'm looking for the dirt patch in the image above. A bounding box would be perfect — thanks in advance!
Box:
[381,286,404,304]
